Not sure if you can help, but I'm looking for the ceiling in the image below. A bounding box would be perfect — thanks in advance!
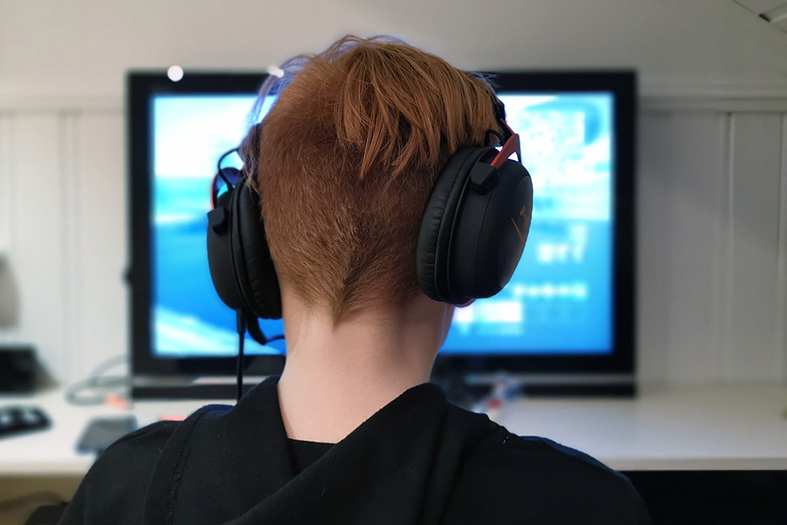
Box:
[732,0,787,32]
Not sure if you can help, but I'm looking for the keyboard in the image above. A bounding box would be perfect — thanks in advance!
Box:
[0,405,51,439]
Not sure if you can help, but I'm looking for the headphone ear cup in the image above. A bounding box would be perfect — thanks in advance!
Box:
[450,160,532,300]
[230,181,282,319]
[207,190,246,312]
[416,147,492,302]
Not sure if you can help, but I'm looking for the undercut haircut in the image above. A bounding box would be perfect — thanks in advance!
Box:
[254,36,498,321]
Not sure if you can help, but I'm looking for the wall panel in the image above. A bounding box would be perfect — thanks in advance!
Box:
[61,113,80,381]
[638,112,731,385]
[778,115,787,381]
[70,113,127,379]
[0,115,11,251]
[663,113,727,382]
[0,114,18,335]
[726,113,784,381]
[6,115,71,381]
[637,112,671,385]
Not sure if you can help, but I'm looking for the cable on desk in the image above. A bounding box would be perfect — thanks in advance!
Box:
[64,355,132,406]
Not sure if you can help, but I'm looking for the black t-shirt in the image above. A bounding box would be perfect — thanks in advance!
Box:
[288,438,334,474]
[60,377,650,524]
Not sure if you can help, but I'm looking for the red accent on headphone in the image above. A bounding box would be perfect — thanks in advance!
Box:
[511,217,527,246]
[491,119,521,169]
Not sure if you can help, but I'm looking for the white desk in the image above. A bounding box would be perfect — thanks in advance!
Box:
[498,384,787,471]
[1,384,787,478]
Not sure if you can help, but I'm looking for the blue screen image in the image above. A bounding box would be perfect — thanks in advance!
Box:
[152,92,614,357]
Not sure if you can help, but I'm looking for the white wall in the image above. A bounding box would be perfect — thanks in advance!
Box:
[0,0,786,385]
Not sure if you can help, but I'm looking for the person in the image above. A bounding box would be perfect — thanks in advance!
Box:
[59,36,649,524]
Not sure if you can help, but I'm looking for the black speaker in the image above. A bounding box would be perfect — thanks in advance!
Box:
[0,346,36,394]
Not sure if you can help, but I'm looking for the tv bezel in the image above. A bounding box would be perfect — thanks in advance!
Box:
[129,70,636,379]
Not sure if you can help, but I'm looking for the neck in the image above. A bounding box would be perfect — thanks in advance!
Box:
[276,289,453,443]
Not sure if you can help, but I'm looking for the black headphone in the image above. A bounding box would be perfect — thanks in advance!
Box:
[207,94,533,321]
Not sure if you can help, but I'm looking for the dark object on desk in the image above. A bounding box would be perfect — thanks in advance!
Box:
[76,416,138,454]
[624,470,787,525]
[0,405,50,438]
[0,346,36,393]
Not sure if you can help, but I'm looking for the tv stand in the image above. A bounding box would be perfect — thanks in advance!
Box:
[431,358,635,407]
[131,376,267,400]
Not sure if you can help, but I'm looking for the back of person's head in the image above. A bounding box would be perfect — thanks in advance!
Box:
[252,36,499,321]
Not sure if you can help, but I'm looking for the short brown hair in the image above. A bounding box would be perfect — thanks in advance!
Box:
[256,36,497,320]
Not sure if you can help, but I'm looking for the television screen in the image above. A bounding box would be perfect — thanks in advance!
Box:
[130,71,635,381]
[151,91,614,357]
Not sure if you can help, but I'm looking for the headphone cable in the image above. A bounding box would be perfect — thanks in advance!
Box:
[235,312,285,403]
[235,310,246,403]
